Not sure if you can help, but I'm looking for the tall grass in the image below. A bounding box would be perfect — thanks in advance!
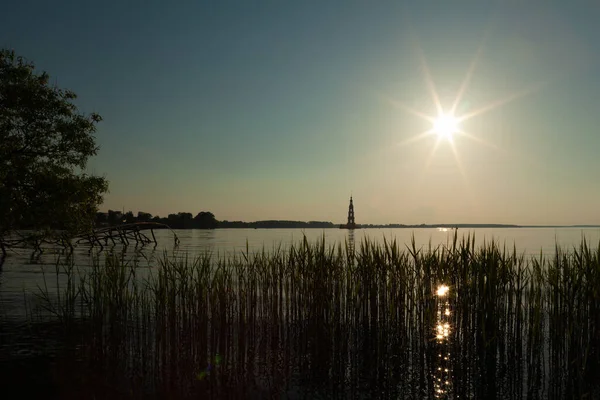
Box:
[35,233,600,399]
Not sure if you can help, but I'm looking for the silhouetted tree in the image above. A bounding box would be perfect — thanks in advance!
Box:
[193,211,218,229]
[95,210,336,229]
[123,211,135,224]
[107,210,121,225]
[137,212,152,222]
[181,212,194,228]
[96,212,108,225]
[167,212,193,229]
[0,49,108,237]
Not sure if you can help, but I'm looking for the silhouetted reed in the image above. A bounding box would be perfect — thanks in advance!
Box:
[35,233,600,399]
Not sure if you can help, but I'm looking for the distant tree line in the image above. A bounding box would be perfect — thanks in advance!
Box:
[219,220,335,229]
[95,211,530,231]
[95,212,335,229]
[96,211,218,229]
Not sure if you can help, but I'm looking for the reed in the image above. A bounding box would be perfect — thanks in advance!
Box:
[34,232,600,399]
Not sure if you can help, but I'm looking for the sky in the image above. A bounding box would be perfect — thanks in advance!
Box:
[2,1,600,225]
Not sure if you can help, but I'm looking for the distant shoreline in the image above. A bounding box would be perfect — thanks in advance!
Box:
[94,212,600,230]
[213,224,600,229]
[95,212,600,230]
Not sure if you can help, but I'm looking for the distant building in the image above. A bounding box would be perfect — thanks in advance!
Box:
[340,196,359,229]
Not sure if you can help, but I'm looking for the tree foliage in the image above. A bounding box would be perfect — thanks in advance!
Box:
[193,212,218,229]
[0,49,108,236]
[96,210,218,229]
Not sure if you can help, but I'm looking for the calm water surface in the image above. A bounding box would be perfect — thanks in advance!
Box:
[1,227,599,398]
[1,227,598,318]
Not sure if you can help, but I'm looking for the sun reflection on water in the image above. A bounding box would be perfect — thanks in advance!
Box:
[433,284,453,398]
[436,285,449,297]
[436,323,450,340]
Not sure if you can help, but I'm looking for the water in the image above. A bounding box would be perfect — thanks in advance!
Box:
[1,227,599,398]
[2,227,599,313]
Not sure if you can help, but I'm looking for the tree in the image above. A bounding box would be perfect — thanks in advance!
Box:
[167,212,193,229]
[193,211,218,229]
[96,212,108,225]
[0,49,108,237]
[137,211,152,222]
[107,210,121,226]
[123,211,135,224]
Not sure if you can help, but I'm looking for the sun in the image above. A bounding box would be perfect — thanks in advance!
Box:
[384,33,544,207]
[433,114,458,141]
[385,33,544,190]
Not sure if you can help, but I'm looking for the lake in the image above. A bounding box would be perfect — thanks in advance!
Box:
[1,227,599,398]
[1,227,599,316]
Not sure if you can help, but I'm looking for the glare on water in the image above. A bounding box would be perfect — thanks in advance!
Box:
[434,284,453,398]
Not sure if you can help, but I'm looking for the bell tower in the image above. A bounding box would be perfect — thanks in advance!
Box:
[346,196,356,229]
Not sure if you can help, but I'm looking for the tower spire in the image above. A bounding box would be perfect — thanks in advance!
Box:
[340,195,358,229]
[346,195,355,229]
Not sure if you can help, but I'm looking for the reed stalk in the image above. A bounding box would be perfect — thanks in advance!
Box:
[33,233,600,399]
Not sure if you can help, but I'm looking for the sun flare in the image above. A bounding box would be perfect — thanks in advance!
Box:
[386,36,543,201]
[433,114,458,140]
[436,285,449,297]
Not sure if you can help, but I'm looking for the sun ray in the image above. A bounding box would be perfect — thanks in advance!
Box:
[457,82,546,123]
[455,129,502,152]
[451,45,484,115]
[450,139,479,209]
[449,140,468,187]
[396,129,435,147]
[386,96,436,123]
[412,38,443,116]
[447,139,479,210]
[424,136,443,171]
[450,17,496,116]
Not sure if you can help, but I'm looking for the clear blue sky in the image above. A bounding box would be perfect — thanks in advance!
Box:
[3,1,600,224]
